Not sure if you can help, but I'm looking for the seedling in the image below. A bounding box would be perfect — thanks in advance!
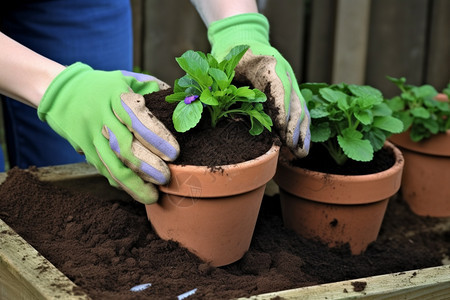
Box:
[165,45,272,136]
[300,82,403,165]
[386,76,450,142]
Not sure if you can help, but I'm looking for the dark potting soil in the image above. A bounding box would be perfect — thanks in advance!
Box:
[0,167,449,300]
[1,89,448,299]
[143,88,279,167]
[289,142,396,176]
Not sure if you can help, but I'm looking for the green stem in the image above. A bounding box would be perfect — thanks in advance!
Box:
[324,140,348,166]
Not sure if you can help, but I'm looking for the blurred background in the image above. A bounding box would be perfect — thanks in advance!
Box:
[132,0,449,97]
[0,0,449,171]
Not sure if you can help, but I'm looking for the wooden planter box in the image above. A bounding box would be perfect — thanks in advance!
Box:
[1,163,449,300]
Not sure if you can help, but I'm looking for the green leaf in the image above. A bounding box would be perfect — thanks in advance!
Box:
[364,129,387,152]
[178,75,201,90]
[348,84,383,100]
[355,110,372,125]
[338,128,373,162]
[200,89,219,106]
[432,99,450,112]
[252,89,267,102]
[249,120,264,136]
[309,106,329,118]
[336,95,350,111]
[410,107,430,119]
[248,113,272,135]
[206,53,219,69]
[235,86,255,99]
[208,68,229,90]
[422,119,440,134]
[412,85,437,99]
[372,103,393,117]
[386,76,406,88]
[299,83,328,94]
[175,50,212,87]
[372,116,404,133]
[300,88,313,102]
[386,96,405,112]
[172,101,203,132]
[310,122,331,142]
[320,88,348,103]
[221,45,249,76]
[165,92,187,103]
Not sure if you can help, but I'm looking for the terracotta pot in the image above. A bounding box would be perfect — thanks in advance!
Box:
[389,130,450,217]
[146,144,280,267]
[273,141,404,255]
[389,93,450,217]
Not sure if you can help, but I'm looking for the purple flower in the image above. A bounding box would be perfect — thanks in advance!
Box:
[184,95,199,104]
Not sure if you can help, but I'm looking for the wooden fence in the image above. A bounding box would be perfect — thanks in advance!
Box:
[131,0,449,97]
[0,0,449,170]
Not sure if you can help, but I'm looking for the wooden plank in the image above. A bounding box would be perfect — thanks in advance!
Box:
[332,0,371,84]
[425,0,450,92]
[258,0,305,77]
[305,0,337,83]
[0,219,91,300]
[239,265,450,299]
[130,0,144,70]
[142,0,209,85]
[365,0,429,97]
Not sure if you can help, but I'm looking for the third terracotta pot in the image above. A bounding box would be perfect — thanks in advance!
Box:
[146,144,280,267]
[273,141,404,255]
[389,130,450,217]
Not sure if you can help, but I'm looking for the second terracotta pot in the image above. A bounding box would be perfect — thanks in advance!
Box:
[146,144,280,267]
[273,142,404,255]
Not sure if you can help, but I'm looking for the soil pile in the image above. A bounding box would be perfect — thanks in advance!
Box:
[0,167,449,300]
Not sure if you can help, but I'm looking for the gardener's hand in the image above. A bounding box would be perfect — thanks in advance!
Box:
[207,13,311,157]
[38,63,179,204]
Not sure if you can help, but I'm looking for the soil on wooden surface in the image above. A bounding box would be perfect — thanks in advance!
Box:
[0,89,449,299]
[0,167,449,300]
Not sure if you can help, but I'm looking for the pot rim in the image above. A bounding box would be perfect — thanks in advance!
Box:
[274,141,405,205]
[159,143,280,197]
[389,129,450,157]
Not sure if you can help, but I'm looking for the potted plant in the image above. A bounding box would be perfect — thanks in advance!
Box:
[386,77,450,217]
[144,45,280,267]
[274,82,405,255]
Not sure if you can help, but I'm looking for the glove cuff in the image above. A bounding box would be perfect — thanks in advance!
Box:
[207,13,270,60]
[38,62,93,121]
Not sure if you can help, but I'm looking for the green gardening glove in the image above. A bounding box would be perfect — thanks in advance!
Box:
[38,62,179,204]
[208,13,311,157]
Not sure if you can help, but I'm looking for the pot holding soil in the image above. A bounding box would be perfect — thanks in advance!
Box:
[389,129,450,217]
[386,78,450,217]
[146,143,279,267]
[274,141,404,255]
[275,82,406,254]
[144,45,279,266]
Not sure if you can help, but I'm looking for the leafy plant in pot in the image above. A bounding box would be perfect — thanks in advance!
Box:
[144,45,280,267]
[386,77,450,217]
[274,82,405,254]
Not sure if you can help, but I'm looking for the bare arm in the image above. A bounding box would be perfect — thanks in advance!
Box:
[190,0,258,26]
[0,32,65,108]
